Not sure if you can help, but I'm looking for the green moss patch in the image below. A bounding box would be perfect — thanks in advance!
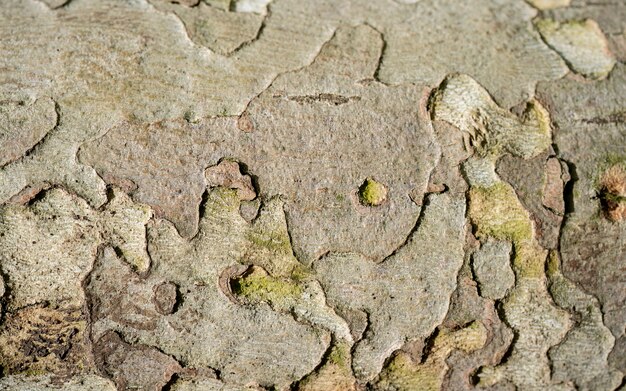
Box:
[230,267,303,306]
[359,178,388,206]
[468,182,532,243]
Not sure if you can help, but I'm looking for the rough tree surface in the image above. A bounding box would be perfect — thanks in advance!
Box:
[0,0,624,390]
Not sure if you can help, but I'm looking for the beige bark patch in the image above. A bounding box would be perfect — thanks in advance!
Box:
[526,0,570,10]
[536,19,617,79]
[0,97,56,167]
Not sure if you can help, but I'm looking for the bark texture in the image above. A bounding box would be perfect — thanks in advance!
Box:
[0,0,624,390]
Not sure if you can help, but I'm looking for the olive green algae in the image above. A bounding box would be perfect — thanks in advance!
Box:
[296,341,356,391]
[469,182,532,243]
[432,74,574,389]
[375,322,487,391]
[231,266,303,307]
[358,178,388,206]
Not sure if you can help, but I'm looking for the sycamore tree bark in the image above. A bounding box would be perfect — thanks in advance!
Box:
[0,0,624,390]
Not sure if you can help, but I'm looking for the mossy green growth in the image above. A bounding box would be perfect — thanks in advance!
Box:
[469,182,532,243]
[376,352,441,391]
[289,262,313,282]
[231,269,303,306]
[296,341,356,391]
[359,178,387,206]
[546,249,561,278]
[514,241,547,279]
[534,18,560,34]
[605,150,626,165]
[469,181,548,278]
[246,228,292,254]
[16,368,48,377]
[203,187,240,216]
[327,341,351,368]
[376,322,487,391]
[183,110,200,123]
